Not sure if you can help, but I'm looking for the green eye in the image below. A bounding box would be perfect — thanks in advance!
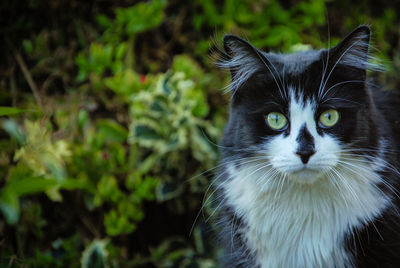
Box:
[319,109,339,127]
[266,112,288,130]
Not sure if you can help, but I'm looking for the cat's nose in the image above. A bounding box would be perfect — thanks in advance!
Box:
[295,124,316,164]
[295,150,315,164]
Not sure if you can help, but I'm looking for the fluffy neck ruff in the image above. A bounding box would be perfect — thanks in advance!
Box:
[222,154,389,268]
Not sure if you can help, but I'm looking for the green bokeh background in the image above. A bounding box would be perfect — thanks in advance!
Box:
[1,0,400,267]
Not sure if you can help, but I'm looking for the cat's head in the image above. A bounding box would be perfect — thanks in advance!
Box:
[218,26,383,184]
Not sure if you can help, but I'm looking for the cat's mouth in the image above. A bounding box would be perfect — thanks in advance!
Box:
[289,167,323,184]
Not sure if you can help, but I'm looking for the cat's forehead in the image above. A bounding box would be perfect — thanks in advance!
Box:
[266,50,323,75]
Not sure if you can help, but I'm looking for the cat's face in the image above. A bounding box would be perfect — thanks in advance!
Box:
[265,86,373,183]
[220,26,380,184]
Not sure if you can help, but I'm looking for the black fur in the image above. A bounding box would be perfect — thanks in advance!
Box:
[348,88,400,268]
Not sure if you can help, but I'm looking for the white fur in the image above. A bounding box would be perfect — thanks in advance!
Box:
[222,91,389,268]
[269,90,340,184]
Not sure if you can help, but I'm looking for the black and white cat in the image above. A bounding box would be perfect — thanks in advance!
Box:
[215,26,400,268]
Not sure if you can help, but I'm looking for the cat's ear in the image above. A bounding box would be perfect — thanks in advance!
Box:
[328,25,379,74]
[217,35,268,92]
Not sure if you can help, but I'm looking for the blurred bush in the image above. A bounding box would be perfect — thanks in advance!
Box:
[1,0,400,267]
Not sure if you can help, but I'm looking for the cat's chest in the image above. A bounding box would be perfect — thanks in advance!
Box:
[223,163,388,268]
[239,193,351,268]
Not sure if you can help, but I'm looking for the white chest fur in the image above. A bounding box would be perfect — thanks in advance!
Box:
[223,161,388,268]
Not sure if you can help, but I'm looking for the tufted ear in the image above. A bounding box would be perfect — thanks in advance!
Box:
[217,35,271,93]
[328,25,380,75]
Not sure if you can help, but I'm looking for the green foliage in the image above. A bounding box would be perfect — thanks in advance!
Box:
[110,0,166,36]
[129,70,217,163]
[76,43,125,83]
[2,0,400,266]
[0,106,35,116]
[194,0,326,54]
[76,0,167,83]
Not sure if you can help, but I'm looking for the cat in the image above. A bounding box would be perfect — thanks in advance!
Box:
[214,25,400,268]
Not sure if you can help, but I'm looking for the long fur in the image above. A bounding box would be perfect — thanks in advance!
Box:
[214,25,400,268]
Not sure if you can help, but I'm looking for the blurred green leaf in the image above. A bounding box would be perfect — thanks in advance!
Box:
[97,119,128,143]
[2,119,25,145]
[96,14,112,29]
[115,0,166,35]
[0,176,57,224]
[8,177,58,196]
[134,125,160,140]
[22,39,34,53]
[104,69,141,95]
[0,188,20,224]
[0,106,34,116]
[104,209,135,236]
[78,109,90,128]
